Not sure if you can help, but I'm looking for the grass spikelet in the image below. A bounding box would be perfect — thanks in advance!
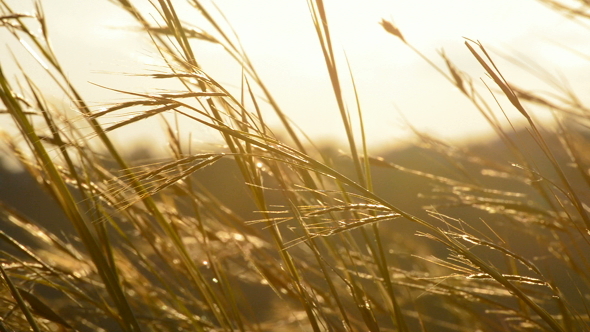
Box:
[379,19,406,43]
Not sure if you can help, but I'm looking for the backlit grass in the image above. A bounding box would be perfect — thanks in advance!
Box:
[0,1,589,331]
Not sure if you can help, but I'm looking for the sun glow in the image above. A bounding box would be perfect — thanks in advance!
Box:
[1,0,587,148]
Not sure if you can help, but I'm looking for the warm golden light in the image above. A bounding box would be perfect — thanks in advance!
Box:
[1,0,588,148]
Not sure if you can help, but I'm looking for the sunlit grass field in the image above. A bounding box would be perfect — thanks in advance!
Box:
[1,1,589,331]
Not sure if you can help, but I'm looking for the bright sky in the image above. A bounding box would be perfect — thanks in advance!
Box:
[1,0,589,151]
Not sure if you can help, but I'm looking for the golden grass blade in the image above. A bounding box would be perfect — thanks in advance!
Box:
[16,287,73,329]
[0,264,42,332]
[0,65,143,332]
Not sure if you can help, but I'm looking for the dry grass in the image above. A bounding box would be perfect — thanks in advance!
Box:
[0,0,589,331]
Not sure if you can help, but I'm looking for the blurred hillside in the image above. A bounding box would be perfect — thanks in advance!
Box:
[2,123,588,249]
